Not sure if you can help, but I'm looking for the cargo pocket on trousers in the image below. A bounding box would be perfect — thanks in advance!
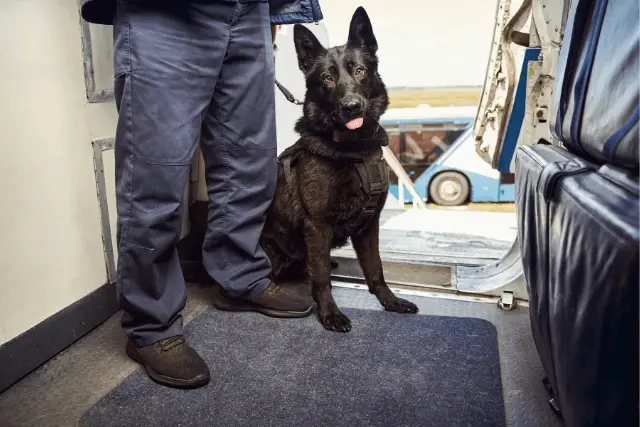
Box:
[124,159,192,252]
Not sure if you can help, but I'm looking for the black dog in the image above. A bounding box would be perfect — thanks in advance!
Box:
[260,7,419,332]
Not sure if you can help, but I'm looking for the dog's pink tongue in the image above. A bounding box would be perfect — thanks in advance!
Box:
[346,117,364,130]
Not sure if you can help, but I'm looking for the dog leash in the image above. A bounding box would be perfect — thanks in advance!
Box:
[275,79,304,106]
[272,25,305,106]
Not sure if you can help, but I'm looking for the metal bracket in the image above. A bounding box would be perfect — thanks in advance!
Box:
[521,0,571,148]
[473,0,513,164]
[78,2,115,103]
[92,138,116,284]
[536,105,549,123]
[91,137,192,284]
[497,290,517,311]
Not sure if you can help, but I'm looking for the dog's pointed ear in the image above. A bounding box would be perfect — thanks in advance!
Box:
[347,7,378,53]
[294,24,325,72]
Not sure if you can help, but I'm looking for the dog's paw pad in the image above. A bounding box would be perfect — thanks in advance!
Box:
[321,312,352,333]
[384,297,419,314]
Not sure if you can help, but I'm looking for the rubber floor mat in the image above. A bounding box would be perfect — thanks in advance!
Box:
[79,308,505,427]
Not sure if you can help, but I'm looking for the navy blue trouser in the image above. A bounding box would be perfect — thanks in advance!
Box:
[113,0,276,346]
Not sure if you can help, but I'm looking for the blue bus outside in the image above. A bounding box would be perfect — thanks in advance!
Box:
[385,47,541,206]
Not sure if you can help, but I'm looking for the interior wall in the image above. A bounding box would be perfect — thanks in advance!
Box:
[0,0,116,344]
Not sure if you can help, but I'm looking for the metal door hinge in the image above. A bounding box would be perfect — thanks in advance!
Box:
[497,290,517,311]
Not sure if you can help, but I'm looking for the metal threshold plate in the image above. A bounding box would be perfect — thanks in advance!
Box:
[331,256,453,289]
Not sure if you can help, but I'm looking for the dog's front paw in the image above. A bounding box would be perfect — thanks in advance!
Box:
[320,310,352,333]
[382,297,419,314]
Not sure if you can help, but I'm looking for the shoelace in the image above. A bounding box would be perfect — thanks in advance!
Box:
[159,336,185,352]
[265,284,282,297]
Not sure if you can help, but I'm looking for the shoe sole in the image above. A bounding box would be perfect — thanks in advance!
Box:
[212,286,313,318]
[125,342,210,389]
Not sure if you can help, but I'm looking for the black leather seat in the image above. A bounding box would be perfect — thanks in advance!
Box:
[514,0,639,426]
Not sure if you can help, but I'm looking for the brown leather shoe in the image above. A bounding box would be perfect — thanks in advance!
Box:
[213,282,312,318]
[126,336,210,389]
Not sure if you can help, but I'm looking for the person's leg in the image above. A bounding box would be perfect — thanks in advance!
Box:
[112,0,234,387]
[200,1,311,316]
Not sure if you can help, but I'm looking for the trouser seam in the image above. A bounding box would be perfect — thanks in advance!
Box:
[115,2,134,285]
[210,122,232,271]
[199,0,237,275]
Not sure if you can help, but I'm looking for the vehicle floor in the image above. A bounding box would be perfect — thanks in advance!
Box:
[0,283,562,427]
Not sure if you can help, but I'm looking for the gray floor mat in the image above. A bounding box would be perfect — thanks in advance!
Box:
[79,309,505,427]
[0,285,562,427]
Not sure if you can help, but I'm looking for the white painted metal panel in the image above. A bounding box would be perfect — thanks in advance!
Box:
[102,149,119,268]
[87,24,115,97]
[0,0,111,344]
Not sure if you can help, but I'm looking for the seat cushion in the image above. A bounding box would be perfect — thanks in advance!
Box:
[515,143,639,427]
[549,0,639,171]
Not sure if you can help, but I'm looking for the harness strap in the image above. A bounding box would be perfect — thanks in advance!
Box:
[281,155,294,187]
[351,159,388,235]
[278,147,388,236]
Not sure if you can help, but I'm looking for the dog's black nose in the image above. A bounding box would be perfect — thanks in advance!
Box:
[341,99,363,116]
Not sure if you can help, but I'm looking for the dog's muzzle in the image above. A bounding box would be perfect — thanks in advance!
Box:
[339,96,366,130]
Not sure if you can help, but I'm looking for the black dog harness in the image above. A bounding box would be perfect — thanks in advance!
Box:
[279,133,389,235]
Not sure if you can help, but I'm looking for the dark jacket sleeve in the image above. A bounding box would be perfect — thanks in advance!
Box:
[81,0,322,26]
[269,0,323,25]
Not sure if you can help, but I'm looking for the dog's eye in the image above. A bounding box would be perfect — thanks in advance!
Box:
[354,67,365,77]
[323,75,334,84]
